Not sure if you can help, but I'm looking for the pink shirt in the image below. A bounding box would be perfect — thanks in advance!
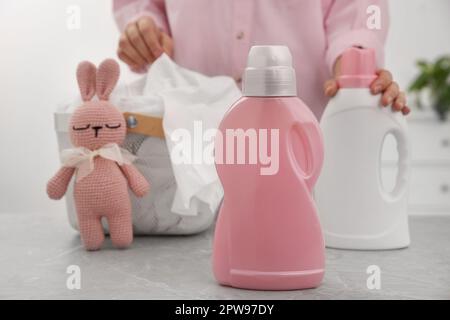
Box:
[113,0,388,118]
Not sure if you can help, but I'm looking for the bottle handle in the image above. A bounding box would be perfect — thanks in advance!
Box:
[290,122,324,192]
[384,127,410,200]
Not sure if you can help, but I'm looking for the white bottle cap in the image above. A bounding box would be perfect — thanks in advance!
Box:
[242,45,297,97]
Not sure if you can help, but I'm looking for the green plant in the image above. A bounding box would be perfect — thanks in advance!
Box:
[409,55,450,121]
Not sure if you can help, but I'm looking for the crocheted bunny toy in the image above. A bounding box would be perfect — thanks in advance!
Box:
[47,59,149,251]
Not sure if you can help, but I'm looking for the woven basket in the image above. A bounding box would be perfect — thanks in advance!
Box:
[54,111,216,235]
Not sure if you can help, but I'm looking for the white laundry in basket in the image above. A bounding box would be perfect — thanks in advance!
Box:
[55,54,241,234]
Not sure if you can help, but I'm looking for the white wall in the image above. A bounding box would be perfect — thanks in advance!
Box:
[0,0,131,215]
[386,0,450,93]
[0,0,449,215]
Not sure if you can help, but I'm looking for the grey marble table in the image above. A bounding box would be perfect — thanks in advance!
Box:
[0,212,449,299]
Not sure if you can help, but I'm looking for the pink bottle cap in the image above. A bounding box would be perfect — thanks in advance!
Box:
[338,47,377,88]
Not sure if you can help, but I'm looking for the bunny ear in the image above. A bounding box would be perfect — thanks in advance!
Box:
[76,61,97,102]
[96,59,120,100]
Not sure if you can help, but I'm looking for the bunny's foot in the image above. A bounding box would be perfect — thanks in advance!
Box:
[78,214,105,251]
[108,213,133,249]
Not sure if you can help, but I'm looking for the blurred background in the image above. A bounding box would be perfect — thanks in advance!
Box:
[0,0,449,217]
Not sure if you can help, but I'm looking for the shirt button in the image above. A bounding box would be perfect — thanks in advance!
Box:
[236,31,244,40]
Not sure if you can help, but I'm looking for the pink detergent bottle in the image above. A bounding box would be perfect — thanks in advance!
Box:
[212,46,325,290]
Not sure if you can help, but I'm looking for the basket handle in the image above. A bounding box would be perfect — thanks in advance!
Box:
[123,112,165,139]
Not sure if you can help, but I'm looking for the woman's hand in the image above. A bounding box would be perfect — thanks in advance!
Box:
[117,16,174,71]
[324,57,410,115]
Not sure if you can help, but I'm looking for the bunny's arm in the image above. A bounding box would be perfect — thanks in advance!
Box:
[47,167,75,200]
[120,164,150,197]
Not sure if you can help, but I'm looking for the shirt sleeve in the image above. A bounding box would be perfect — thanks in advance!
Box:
[323,0,389,73]
[112,0,170,34]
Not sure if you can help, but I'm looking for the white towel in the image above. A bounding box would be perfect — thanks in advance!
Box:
[118,55,241,216]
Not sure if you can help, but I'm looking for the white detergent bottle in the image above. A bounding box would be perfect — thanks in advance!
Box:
[315,47,411,250]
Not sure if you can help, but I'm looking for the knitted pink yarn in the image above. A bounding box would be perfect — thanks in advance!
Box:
[47,59,149,251]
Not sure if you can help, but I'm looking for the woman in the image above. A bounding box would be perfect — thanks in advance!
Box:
[113,0,409,119]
